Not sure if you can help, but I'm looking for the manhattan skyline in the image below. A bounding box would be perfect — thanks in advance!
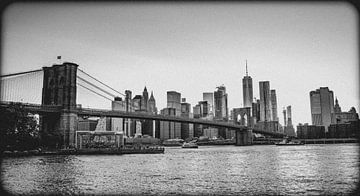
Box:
[2,2,358,127]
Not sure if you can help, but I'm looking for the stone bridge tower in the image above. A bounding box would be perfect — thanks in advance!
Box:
[41,62,78,148]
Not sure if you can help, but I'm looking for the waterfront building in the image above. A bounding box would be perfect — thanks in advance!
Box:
[160,108,181,140]
[333,98,359,123]
[181,99,194,139]
[111,97,126,133]
[78,118,98,131]
[214,85,228,121]
[95,117,112,131]
[310,87,335,132]
[328,120,360,138]
[203,127,219,139]
[270,89,278,121]
[203,92,214,115]
[296,123,325,139]
[254,121,279,133]
[167,91,181,116]
[259,81,272,121]
[242,60,253,108]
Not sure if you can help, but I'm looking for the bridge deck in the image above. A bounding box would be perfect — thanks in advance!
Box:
[0,102,286,137]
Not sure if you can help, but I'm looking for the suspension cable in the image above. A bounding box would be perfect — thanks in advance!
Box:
[77,76,117,98]
[0,69,42,78]
[77,83,114,102]
[78,68,126,97]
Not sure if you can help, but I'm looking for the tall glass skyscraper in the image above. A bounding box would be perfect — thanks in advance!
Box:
[270,89,278,121]
[259,81,272,121]
[242,61,253,108]
[203,92,214,114]
[214,85,228,121]
[310,87,335,132]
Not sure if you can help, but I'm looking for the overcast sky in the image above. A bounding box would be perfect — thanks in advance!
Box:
[2,2,359,126]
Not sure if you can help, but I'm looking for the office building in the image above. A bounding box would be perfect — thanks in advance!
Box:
[214,85,228,121]
[270,89,278,121]
[160,108,181,140]
[203,92,214,115]
[242,60,253,108]
[167,91,181,116]
[284,105,295,136]
[333,98,359,123]
[259,81,272,121]
[283,108,287,126]
[142,86,149,111]
[181,99,194,139]
[296,124,325,139]
[252,98,260,124]
[310,87,335,132]
[148,91,157,114]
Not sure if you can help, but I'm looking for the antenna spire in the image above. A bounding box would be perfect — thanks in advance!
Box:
[246,60,248,76]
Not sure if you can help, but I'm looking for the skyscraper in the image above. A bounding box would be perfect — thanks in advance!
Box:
[203,92,214,115]
[214,85,228,121]
[259,81,272,121]
[142,86,149,111]
[167,91,181,116]
[242,60,253,108]
[283,107,287,126]
[148,91,157,114]
[286,106,293,126]
[310,87,335,132]
[270,89,278,121]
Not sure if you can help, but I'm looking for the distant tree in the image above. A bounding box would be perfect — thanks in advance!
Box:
[0,103,40,151]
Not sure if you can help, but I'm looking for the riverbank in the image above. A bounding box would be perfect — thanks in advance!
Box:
[2,146,165,157]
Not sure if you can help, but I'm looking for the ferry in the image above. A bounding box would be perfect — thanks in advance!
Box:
[276,138,305,146]
[182,142,198,148]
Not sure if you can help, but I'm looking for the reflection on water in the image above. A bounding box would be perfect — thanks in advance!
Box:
[2,144,359,195]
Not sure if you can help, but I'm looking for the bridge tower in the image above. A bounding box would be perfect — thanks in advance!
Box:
[40,62,78,148]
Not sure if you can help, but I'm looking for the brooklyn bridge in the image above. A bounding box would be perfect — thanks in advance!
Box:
[0,62,286,148]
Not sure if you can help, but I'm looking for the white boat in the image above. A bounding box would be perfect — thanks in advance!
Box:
[182,142,198,148]
[276,138,304,146]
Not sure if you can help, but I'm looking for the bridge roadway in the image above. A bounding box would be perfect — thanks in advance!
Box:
[0,101,286,137]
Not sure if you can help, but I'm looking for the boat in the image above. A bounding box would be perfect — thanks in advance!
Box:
[162,138,184,146]
[182,142,198,148]
[276,138,305,146]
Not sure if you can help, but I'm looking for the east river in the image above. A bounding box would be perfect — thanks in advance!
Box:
[2,144,359,195]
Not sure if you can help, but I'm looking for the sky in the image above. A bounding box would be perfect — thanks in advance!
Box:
[1,2,359,127]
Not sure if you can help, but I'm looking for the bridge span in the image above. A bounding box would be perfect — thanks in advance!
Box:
[0,101,286,138]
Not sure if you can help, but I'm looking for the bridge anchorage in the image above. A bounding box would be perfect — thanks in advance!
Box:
[1,62,286,149]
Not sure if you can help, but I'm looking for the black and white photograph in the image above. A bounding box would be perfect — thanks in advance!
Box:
[0,1,359,195]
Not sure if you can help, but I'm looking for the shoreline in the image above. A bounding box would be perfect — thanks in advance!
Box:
[2,147,165,158]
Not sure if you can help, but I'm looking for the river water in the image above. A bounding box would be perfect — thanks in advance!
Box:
[2,144,359,195]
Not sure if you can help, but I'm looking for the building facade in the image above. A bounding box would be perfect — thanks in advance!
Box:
[203,92,214,116]
[270,89,278,121]
[259,81,272,121]
[310,87,335,132]
[167,91,181,116]
[214,85,228,121]
[242,61,253,108]
[160,108,181,140]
